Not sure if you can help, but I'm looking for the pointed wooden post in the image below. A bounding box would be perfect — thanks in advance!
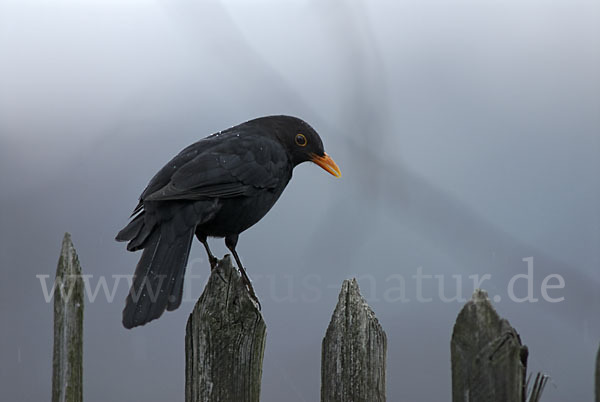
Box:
[52,233,84,402]
[321,279,387,402]
[451,289,527,402]
[185,255,266,402]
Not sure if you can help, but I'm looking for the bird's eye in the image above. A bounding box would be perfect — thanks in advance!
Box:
[295,134,307,147]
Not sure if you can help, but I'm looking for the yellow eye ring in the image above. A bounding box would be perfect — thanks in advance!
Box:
[295,133,307,147]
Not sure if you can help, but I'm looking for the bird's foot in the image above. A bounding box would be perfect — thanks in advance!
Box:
[239,269,261,310]
[245,283,262,310]
[209,256,218,271]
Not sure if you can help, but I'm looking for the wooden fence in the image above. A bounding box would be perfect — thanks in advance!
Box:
[52,233,83,402]
[53,234,597,401]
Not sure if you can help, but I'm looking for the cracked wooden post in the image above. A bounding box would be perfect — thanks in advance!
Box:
[185,255,266,402]
[52,233,84,402]
[321,278,387,402]
[451,289,528,402]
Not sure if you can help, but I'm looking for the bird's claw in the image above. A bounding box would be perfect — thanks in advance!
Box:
[245,283,262,310]
[209,256,218,271]
[239,269,261,310]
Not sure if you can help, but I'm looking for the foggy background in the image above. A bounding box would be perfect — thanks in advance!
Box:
[1,0,599,400]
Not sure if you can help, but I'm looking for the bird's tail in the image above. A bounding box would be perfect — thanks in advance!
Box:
[115,211,153,251]
[117,210,195,329]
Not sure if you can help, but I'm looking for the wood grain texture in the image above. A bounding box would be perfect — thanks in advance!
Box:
[321,278,387,402]
[52,233,83,402]
[451,289,527,402]
[185,255,265,402]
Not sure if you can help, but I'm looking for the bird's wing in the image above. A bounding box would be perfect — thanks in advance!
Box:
[143,135,290,201]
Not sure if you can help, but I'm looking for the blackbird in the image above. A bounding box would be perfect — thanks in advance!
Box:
[116,115,341,328]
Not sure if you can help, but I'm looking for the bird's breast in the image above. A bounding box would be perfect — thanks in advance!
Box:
[197,182,289,237]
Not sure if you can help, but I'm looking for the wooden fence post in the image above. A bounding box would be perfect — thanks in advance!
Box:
[52,233,84,402]
[596,347,600,402]
[451,289,527,402]
[321,278,387,402]
[185,255,266,402]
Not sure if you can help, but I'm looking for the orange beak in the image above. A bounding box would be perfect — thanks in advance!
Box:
[311,152,341,178]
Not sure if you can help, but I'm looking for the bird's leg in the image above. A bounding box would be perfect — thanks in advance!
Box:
[196,232,218,270]
[225,234,261,309]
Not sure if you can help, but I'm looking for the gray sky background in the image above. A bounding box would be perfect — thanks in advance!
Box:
[1,0,599,401]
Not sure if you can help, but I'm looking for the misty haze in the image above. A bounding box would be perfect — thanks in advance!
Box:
[1,0,598,401]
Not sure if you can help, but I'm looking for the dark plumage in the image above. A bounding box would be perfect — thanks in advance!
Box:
[116,115,341,328]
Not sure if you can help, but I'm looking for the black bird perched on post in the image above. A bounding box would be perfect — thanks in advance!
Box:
[116,115,341,329]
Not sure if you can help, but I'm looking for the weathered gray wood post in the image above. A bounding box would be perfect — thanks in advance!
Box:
[596,343,600,402]
[451,289,527,402]
[185,255,266,402]
[526,372,549,402]
[52,233,84,402]
[321,278,387,402]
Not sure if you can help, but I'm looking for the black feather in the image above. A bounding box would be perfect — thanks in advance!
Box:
[121,222,194,329]
[116,116,335,328]
[115,212,144,242]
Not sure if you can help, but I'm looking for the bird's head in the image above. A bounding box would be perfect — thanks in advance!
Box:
[256,115,341,178]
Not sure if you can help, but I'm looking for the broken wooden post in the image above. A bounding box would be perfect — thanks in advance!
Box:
[451,289,528,402]
[185,255,266,402]
[52,233,84,402]
[526,372,549,402]
[321,278,387,402]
